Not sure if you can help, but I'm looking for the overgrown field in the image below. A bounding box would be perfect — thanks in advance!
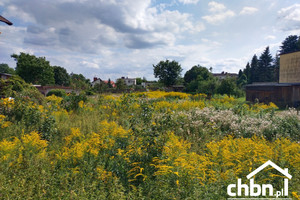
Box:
[0,91,299,199]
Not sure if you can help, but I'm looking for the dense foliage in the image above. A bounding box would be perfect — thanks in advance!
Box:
[153,60,182,87]
[238,35,300,85]
[0,63,15,74]
[11,53,55,86]
[9,53,89,90]
[0,91,299,199]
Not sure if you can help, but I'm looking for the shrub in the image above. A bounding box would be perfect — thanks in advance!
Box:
[46,89,67,97]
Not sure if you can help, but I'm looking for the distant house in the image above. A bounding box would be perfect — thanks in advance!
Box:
[213,71,238,80]
[0,73,12,80]
[92,77,102,87]
[117,77,136,86]
[92,77,115,87]
[141,82,155,88]
[102,80,116,88]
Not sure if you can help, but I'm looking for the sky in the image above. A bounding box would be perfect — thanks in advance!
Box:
[0,0,300,81]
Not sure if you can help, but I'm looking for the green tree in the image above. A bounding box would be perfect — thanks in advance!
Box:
[244,62,251,83]
[53,66,70,86]
[258,47,273,82]
[273,54,280,82]
[279,35,300,55]
[136,77,143,85]
[197,78,218,95]
[237,73,248,87]
[0,63,15,74]
[70,73,90,90]
[250,54,259,83]
[116,78,126,90]
[184,65,211,84]
[11,53,55,85]
[94,82,109,93]
[218,77,238,96]
[153,60,182,87]
[184,65,217,94]
[107,78,113,88]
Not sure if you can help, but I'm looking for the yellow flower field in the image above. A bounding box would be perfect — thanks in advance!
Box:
[0,91,299,199]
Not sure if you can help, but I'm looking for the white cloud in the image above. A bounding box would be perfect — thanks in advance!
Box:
[202,10,235,24]
[265,35,276,40]
[278,4,300,31]
[202,1,235,24]
[178,0,200,5]
[208,1,226,13]
[240,7,258,15]
[1,0,202,52]
[80,61,99,69]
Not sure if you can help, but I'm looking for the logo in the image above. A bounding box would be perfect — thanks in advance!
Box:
[227,160,292,199]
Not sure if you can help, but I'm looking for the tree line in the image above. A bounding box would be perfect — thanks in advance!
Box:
[0,53,91,89]
[237,35,300,85]
[153,60,242,96]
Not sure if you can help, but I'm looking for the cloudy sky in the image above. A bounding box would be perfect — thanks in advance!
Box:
[0,0,299,81]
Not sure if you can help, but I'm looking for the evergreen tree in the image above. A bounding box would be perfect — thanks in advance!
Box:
[273,54,280,82]
[244,62,251,83]
[250,54,259,83]
[258,47,273,82]
[107,78,113,88]
[279,35,300,55]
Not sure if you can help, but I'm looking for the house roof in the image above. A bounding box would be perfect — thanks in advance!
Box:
[0,15,13,25]
[246,160,292,179]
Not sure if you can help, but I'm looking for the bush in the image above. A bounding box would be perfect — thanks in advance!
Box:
[46,89,67,97]
[63,92,87,111]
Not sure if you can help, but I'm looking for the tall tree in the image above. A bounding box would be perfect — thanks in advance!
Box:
[0,63,15,74]
[107,78,113,88]
[279,35,300,55]
[115,78,126,90]
[11,53,54,85]
[244,62,251,83]
[184,65,211,84]
[184,65,217,94]
[273,54,280,82]
[53,66,70,86]
[218,77,238,97]
[70,73,90,90]
[250,54,259,83]
[153,60,182,87]
[258,47,273,82]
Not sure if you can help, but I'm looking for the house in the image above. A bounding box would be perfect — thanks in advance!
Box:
[91,77,102,87]
[141,82,155,88]
[246,51,300,107]
[92,77,115,87]
[0,73,12,80]
[117,77,136,86]
[213,71,238,80]
[102,80,115,88]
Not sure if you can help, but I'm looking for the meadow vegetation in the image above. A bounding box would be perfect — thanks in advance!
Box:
[0,91,299,199]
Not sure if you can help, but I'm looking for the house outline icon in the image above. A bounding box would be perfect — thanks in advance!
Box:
[246,160,292,179]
